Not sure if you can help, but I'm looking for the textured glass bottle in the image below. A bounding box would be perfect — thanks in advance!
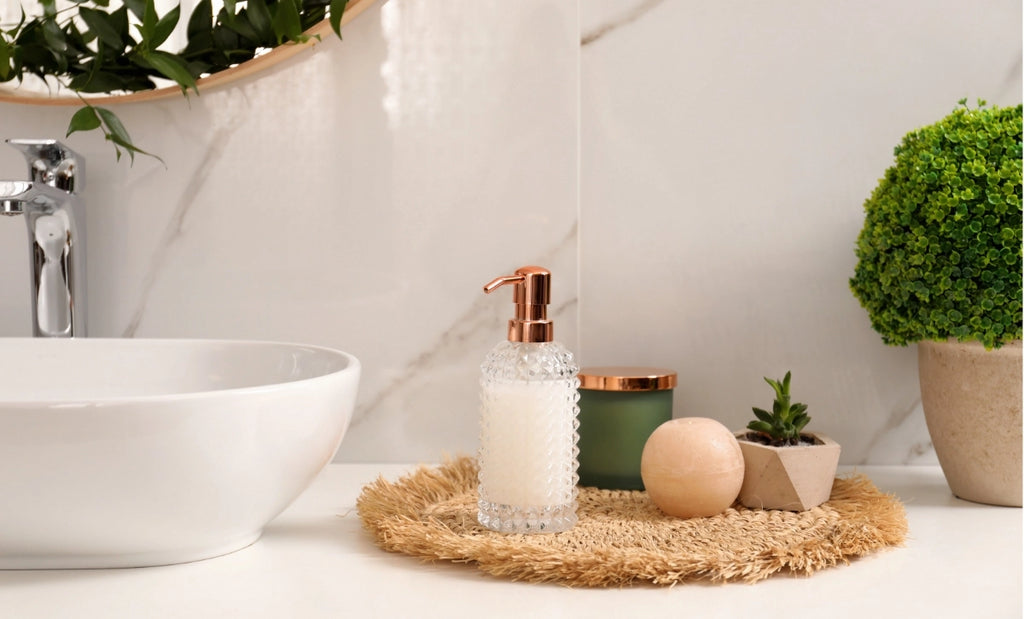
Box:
[478,267,580,534]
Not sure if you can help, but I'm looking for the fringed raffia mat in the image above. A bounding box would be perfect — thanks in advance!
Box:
[356,456,907,587]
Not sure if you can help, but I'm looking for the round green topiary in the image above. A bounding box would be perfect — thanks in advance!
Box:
[850,100,1023,349]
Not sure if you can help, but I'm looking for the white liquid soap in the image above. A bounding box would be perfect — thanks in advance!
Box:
[478,266,580,534]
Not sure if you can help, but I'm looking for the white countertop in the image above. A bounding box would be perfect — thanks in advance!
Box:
[0,464,1019,618]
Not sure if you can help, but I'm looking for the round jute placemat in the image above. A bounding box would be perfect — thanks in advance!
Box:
[356,456,907,586]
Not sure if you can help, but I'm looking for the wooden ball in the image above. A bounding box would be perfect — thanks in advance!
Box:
[640,417,744,518]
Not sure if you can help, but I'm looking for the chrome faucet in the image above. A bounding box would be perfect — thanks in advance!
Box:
[1,139,86,337]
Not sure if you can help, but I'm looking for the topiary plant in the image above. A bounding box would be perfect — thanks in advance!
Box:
[746,371,810,447]
[850,100,1023,349]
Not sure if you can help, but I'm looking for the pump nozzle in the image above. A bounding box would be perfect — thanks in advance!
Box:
[483,265,554,343]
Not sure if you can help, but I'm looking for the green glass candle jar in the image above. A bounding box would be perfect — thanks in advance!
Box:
[577,367,677,490]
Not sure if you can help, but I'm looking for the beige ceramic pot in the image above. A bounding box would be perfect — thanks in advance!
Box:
[733,432,841,511]
[918,339,1022,507]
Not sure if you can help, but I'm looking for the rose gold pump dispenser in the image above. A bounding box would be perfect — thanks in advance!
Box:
[483,266,554,343]
[478,264,580,533]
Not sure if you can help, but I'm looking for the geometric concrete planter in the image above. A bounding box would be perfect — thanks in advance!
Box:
[918,339,1022,507]
[734,432,841,511]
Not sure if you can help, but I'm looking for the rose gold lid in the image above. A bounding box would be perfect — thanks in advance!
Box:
[579,367,677,391]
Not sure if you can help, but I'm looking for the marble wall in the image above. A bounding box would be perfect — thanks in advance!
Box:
[0,0,1019,464]
[579,0,1020,466]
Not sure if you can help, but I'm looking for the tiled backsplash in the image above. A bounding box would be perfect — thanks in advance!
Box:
[0,0,1018,463]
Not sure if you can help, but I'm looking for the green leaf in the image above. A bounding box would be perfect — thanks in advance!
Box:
[329,0,347,38]
[66,105,101,136]
[752,407,773,424]
[764,376,786,403]
[41,19,67,54]
[62,20,90,56]
[210,25,243,55]
[122,0,146,21]
[139,0,158,44]
[107,132,164,166]
[184,59,213,78]
[746,420,774,436]
[69,70,133,93]
[95,106,164,166]
[186,0,213,40]
[70,42,140,93]
[110,6,131,44]
[95,106,131,141]
[222,16,260,44]
[246,0,274,42]
[272,0,303,44]
[0,37,11,80]
[139,50,198,95]
[78,7,124,49]
[152,5,181,49]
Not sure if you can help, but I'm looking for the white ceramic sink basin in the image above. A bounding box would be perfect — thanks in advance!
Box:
[0,338,360,569]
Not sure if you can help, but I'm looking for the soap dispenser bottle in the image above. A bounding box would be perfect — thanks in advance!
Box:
[478,265,580,534]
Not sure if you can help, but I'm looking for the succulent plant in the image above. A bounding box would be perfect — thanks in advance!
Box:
[850,100,1022,349]
[746,371,810,447]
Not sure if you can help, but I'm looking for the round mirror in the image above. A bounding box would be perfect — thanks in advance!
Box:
[0,0,377,105]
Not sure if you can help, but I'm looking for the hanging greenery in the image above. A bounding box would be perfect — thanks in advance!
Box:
[0,0,348,162]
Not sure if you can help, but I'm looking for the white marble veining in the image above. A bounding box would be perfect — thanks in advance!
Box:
[0,0,1020,465]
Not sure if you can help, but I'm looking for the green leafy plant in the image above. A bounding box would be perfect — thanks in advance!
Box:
[0,0,349,163]
[850,100,1023,349]
[746,371,810,447]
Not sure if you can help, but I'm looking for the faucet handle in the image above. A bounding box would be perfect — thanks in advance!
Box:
[6,139,85,194]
